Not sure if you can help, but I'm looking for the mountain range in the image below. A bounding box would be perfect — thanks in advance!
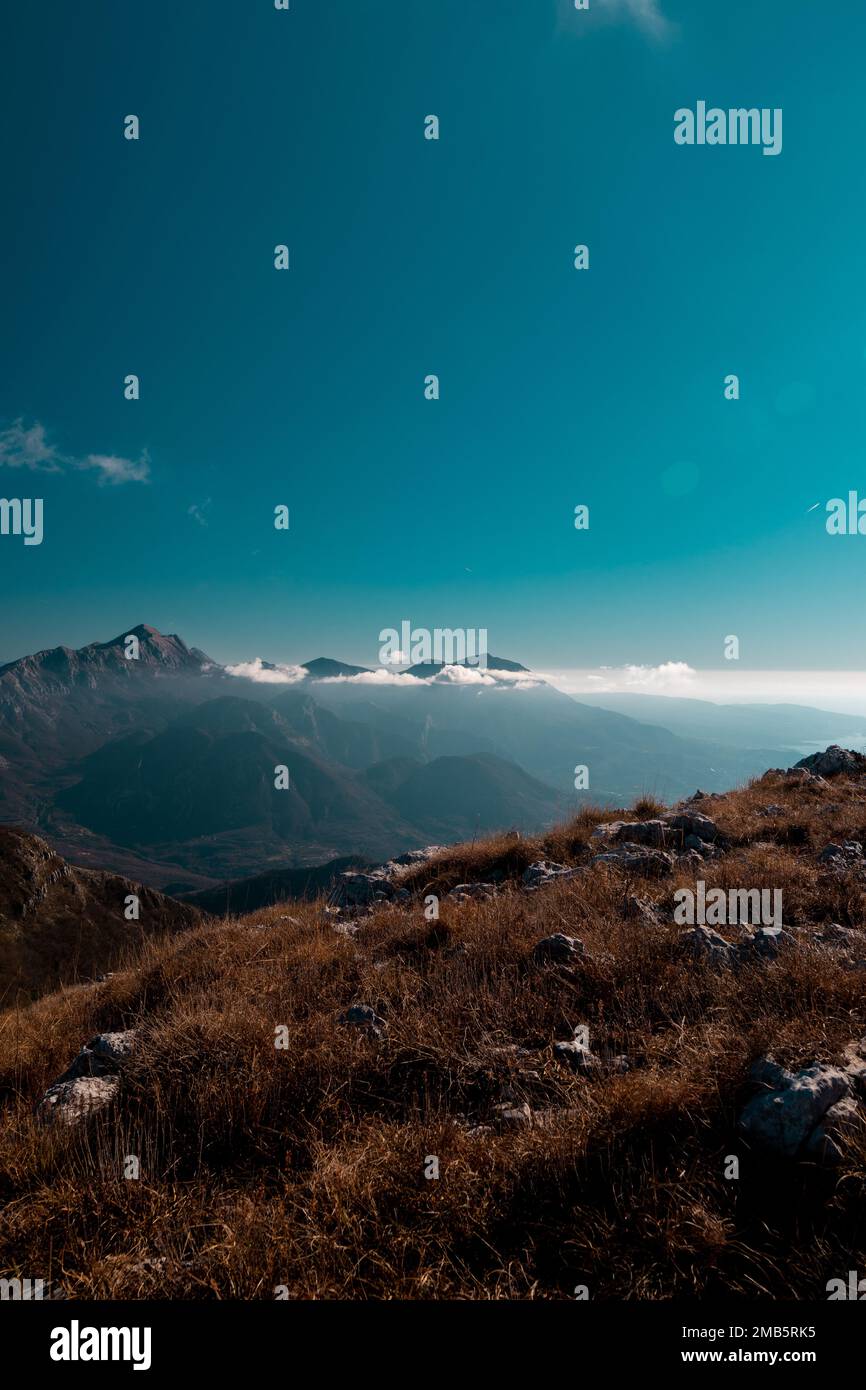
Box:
[2,623,862,895]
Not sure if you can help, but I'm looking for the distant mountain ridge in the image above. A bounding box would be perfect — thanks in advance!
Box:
[0,622,212,690]
[1,622,849,891]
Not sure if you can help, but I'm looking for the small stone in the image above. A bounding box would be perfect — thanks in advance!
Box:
[625,895,663,928]
[553,1040,601,1075]
[492,1101,532,1130]
[339,1004,387,1039]
[448,882,497,902]
[532,933,585,965]
[678,926,734,965]
[522,861,583,889]
[738,926,797,961]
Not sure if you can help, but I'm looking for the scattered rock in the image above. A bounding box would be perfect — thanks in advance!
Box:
[492,1101,533,1131]
[682,834,722,859]
[662,810,719,843]
[625,895,663,928]
[738,926,797,961]
[591,844,675,876]
[818,841,864,870]
[38,1075,120,1126]
[37,1029,138,1125]
[522,861,583,890]
[757,804,785,817]
[329,871,407,909]
[816,922,858,947]
[553,1040,601,1075]
[739,1058,852,1160]
[794,745,866,778]
[464,1123,494,1139]
[553,1038,628,1076]
[761,765,828,787]
[339,1003,387,1039]
[532,933,585,966]
[591,820,671,849]
[448,882,497,902]
[390,846,446,867]
[678,926,735,966]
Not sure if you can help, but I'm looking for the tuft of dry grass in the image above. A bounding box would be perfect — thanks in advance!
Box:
[2,773,866,1299]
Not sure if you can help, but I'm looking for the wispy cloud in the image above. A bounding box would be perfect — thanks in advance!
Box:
[0,419,64,472]
[556,0,676,42]
[0,418,150,485]
[574,661,698,693]
[188,498,212,528]
[78,450,151,486]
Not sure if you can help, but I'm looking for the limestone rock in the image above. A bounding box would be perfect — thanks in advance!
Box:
[522,861,583,890]
[38,1075,120,1126]
[794,745,866,778]
[739,1060,852,1159]
[591,844,674,876]
[532,933,584,966]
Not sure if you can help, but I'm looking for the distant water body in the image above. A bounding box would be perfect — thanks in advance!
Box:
[789,736,866,756]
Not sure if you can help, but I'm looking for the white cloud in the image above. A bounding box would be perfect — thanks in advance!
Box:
[0,418,150,486]
[319,668,424,686]
[429,664,547,688]
[78,450,151,486]
[556,0,675,41]
[620,661,697,691]
[188,498,212,527]
[555,661,698,694]
[225,658,308,685]
[430,664,496,685]
[0,419,63,472]
[225,660,548,691]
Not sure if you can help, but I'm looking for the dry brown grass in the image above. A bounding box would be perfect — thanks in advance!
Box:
[2,770,866,1299]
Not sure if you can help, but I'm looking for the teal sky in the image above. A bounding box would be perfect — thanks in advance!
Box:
[2,0,866,675]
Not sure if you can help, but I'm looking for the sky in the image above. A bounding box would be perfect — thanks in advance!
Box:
[2,0,866,699]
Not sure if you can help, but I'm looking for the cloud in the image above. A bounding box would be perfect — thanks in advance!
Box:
[224,658,308,685]
[565,661,698,693]
[0,419,64,472]
[78,450,151,486]
[319,668,424,687]
[556,0,675,41]
[321,664,547,689]
[188,498,212,528]
[224,659,547,691]
[0,418,150,485]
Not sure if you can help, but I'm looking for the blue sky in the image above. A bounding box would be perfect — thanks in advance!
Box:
[2,0,866,685]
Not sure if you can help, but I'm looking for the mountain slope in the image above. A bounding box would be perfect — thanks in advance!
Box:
[4,752,866,1299]
[371,752,567,838]
[0,827,202,1003]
